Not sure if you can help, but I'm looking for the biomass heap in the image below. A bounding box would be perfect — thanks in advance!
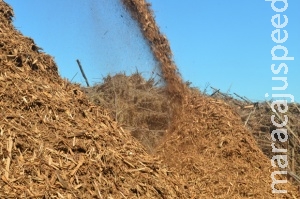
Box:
[121,0,300,198]
[0,1,185,198]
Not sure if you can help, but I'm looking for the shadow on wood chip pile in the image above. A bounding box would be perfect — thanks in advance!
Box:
[83,73,170,154]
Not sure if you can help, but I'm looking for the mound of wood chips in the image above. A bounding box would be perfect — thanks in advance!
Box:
[83,75,300,198]
[1,0,300,198]
[156,91,299,198]
[120,0,300,198]
[0,2,186,198]
[210,89,300,179]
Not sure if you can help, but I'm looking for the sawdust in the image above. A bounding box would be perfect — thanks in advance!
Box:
[121,0,187,103]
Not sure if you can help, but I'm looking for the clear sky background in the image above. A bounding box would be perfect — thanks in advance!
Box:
[5,0,300,102]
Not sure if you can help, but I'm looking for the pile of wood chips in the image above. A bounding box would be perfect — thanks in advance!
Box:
[210,90,300,179]
[1,0,300,198]
[0,2,187,198]
[157,91,299,198]
[121,0,300,198]
[83,73,300,198]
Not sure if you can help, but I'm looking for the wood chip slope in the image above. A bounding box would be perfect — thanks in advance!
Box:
[121,0,300,198]
[0,2,187,198]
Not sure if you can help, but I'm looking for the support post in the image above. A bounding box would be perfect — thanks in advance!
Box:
[76,59,90,87]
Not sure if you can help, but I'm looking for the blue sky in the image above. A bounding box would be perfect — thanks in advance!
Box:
[5,0,300,102]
